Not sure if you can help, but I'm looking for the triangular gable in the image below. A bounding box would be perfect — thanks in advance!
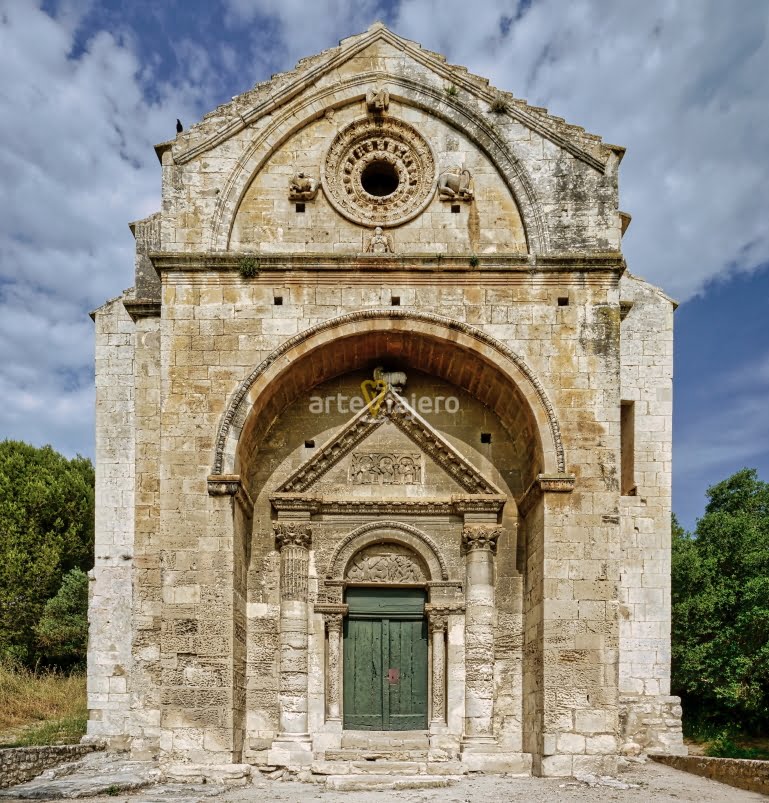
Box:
[274,388,502,496]
[171,23,611,171]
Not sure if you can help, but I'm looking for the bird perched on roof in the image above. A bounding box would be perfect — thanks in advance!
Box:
[176,119,183,134]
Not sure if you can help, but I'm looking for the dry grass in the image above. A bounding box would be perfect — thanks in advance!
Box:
[0,661,87,747]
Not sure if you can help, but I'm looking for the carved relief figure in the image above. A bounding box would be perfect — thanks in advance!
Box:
[349,452,422,485]
[289,172,320,201]
[373,365,407,392]
[345,544,425,583]
[366,85,390,113]
[365,226,394,254]
[438,167,474,201]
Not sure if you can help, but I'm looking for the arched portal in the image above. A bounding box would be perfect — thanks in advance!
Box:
[213,309,565,501]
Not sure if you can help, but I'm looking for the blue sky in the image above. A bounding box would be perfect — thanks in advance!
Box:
[1,0,768,528]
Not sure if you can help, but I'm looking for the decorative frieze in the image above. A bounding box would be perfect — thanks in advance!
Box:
[349,452,422,485]
[462,524,503,553]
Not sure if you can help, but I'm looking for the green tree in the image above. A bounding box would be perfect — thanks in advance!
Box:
[35,568,89,666]
[0,441,94,665]
[672,469,769,733]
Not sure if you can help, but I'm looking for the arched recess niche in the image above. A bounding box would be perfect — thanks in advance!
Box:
[214,310,565,504]
[206,75,549,254]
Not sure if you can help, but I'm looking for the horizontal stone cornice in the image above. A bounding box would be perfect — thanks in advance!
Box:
[150,251,625,277]
[269,493,507,515]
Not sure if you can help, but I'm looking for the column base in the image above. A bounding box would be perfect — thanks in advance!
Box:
[268,735,313,767]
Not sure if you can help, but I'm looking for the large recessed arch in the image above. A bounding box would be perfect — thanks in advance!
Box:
[208,73,549,254]
[212,310,565,500]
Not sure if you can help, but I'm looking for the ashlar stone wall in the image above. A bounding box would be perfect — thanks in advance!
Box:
[88,23,683,777]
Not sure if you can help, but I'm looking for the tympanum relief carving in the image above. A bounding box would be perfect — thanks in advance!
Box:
[349,452,422,485]
[345,544,426,583]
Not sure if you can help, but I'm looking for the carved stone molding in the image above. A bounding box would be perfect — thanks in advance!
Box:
[518,472,576,518]
[327,521,449,581]
[462,524,503,553]
[425,602,466,618]
[270,494,505,516]
[206,474,254,516]
[274,522,312,550]
[321,117,436,228]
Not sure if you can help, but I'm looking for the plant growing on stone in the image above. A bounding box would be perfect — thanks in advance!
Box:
[490,95,508,114]
[238,256,259,278]
[469,254,480,267]
[445,84,458,98]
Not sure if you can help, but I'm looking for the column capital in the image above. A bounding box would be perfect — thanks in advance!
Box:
[462,524,503,553]
[428,613,447,633]
[323,613,344,633]
[274,521,312,550]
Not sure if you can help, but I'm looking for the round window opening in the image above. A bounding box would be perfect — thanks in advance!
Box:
[360,160,400,197]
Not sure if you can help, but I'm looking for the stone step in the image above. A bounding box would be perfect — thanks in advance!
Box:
[323,749,429,761]
[312,758,467,777]
[325,774,459,792]
[340,730,429,750]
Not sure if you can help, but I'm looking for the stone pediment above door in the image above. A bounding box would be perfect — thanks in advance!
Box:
[270,389,505,515]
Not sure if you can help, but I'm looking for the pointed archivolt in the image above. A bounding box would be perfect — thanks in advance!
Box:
[274,388,502,496]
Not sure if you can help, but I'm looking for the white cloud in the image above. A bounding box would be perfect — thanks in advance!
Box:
[2,0,768,464]
[0,2,210,456]
[390,0,769,300]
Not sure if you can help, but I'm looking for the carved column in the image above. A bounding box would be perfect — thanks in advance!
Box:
[462,524,502,744]
[274,522,312,741]
[428,611,447,728]
[324,614,343,721]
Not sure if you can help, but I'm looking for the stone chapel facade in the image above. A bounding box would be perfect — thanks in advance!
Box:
[88,25,685,776]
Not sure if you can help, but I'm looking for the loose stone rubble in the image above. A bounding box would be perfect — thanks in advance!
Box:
[87,22,685,780]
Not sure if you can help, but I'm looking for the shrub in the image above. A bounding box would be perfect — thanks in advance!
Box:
[35,569,89,666]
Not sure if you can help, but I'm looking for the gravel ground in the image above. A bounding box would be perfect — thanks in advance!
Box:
[2,756,765,803]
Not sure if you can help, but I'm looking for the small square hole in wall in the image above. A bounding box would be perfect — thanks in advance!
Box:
[481,433,492,444]
[391,296,401,306]
[274,296,283,306]
[304,440,315,448]
[557,296,569,307]
[451,204,461,213]
[295,203,305,213]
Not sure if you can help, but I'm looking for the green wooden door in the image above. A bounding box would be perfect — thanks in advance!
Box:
[343,588,428,730]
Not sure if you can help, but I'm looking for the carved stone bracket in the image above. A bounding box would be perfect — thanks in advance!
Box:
[207,474,254,516]
[462,524,503,554]
[366,85,390,113]
[518,472,576,518]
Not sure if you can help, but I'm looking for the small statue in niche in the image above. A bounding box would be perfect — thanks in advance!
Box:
[438,167,474,201]
[366,85,390,113]
[289,172,320,201]
[365,226,394,254]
